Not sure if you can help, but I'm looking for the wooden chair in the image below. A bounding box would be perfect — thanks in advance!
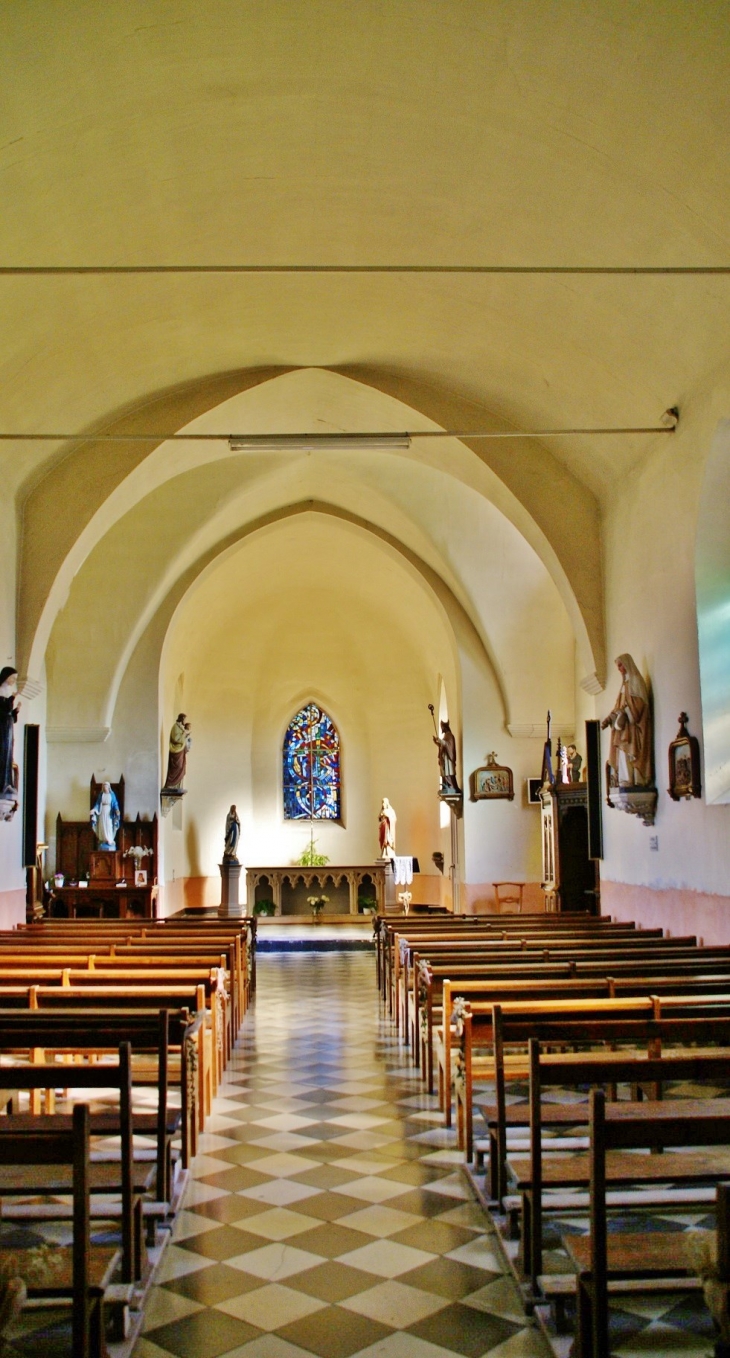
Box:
[493,882,524,912]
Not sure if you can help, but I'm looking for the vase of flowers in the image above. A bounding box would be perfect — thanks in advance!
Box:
[307,894,328,919]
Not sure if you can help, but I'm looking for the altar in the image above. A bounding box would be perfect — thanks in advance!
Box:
[245,863,394,915]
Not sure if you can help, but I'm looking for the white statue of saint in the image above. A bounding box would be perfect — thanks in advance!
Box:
[378,797,397,860]
[91,781,121,849]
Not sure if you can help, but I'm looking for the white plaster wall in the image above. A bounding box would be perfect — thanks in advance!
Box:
[460,642,543,904]
[45,618,162,872]
[600,401,730,901]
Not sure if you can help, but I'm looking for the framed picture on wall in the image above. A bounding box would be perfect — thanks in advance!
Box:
[527,777,543,805]
[134,869,148,887]
[470,753,514,801]
[668,713,701,801]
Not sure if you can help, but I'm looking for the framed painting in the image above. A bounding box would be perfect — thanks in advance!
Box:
[471,754,514,802]
[668,713,701,801]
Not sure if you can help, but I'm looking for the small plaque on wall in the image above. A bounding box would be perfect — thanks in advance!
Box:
[470,753,514,801]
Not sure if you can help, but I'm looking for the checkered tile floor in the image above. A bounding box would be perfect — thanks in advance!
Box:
[136,951,545,1358]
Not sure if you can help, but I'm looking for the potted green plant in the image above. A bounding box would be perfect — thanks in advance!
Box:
[307,894,328,919]
[253,899,276,917]
[358,894,377,915]
[296,831,329,867]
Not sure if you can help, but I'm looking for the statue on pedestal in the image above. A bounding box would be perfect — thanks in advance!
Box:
[223,805,241,862]
[91,781,121,849]
[0,668,20,819]
[163,714,192,792]
[601,654,653,788]
[378,797,397,860]
[432,716,461,795]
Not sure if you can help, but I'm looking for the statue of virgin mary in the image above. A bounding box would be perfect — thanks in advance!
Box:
[91,782,121,849]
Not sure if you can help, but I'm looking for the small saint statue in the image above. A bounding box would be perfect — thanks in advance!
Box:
[433,718,461,795]
[163,714,192,791]
[0,668,20,815]
[601,653,653,788]
[378,797,397,860]
[223,805,241,862]
[567,743,583,783]
[91,781,121,849]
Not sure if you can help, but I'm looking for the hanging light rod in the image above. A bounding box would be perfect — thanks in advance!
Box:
[0,413,679,444]
[0,264,727,276]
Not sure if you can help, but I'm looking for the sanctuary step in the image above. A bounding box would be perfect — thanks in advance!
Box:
[255,917,375,951]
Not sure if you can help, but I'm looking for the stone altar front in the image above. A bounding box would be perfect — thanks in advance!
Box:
[245,863,393,915]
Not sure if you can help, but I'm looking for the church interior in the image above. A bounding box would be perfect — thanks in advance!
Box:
[0,4,729,1357]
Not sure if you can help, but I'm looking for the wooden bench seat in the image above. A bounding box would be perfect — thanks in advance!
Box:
[564,1095,730,1358]
[0,1101,120,1358]
[514,1044,730,1299]
[455,997,730,1162]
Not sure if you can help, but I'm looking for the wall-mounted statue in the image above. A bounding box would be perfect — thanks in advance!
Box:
[0,668,20,822]
[162,714,192,792]
[566,743,583,783]
[433,717,461,795]
[223,804,241,862]
[378,797,397,860]
[90,780,121,849]
[601,654,653,788]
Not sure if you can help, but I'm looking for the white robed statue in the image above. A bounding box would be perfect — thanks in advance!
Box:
[378,797,397,860]
[91,781,121,849]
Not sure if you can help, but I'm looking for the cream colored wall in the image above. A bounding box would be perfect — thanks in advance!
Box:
[45,614,163,871]
[159,515,461,906]
[0,501,36,925]
[600,390,730,936]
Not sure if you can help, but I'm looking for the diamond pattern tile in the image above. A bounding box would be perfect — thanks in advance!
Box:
[129,951,540,1358]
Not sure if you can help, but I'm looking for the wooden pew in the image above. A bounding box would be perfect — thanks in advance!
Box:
[0,978,221,1109]
[2,928,248,1024]
[456,997,730,1163]
[0,1006,202,1165]
[0,1044,140,1284]
[423,958,730,1116]
[391,925,668,1028]
[514,1041,730,1299]
[566,1096,730,1358]
[479,981,730,1200]
[376,913,622,1008]
[394,934,717,1037]
[0,1103,115,1358]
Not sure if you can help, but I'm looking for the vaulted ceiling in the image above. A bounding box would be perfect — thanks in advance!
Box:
[3,2,729,702]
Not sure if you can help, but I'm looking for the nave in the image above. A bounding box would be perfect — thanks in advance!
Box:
[136,951,541,1358]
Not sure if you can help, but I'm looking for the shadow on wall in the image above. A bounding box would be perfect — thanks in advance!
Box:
[185,818,202,878]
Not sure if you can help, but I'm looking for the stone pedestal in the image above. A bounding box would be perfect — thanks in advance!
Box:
[219,860,242,915]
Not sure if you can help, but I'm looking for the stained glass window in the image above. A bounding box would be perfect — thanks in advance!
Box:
[283,704,341,820]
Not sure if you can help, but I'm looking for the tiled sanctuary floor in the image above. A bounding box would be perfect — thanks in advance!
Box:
[135,951,546,1358]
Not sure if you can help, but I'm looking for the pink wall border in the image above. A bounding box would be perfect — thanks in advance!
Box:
[601,880,730,946]
[0,889,26,930]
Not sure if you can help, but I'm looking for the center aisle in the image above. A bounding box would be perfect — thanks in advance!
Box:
[136,951,544,1358]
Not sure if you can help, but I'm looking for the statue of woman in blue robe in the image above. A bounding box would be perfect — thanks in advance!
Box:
[91,781,121,849]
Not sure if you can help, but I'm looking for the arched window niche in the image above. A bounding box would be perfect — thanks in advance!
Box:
[283,703,342,821]
[696,418,730,803]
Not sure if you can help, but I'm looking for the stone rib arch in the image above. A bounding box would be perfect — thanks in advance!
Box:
[103,500,497,738]
[22,367,603,695]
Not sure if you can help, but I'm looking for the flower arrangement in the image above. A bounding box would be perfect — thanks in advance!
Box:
[307,894,329,916]
[123,845,153,863]
[398,891,412,915]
